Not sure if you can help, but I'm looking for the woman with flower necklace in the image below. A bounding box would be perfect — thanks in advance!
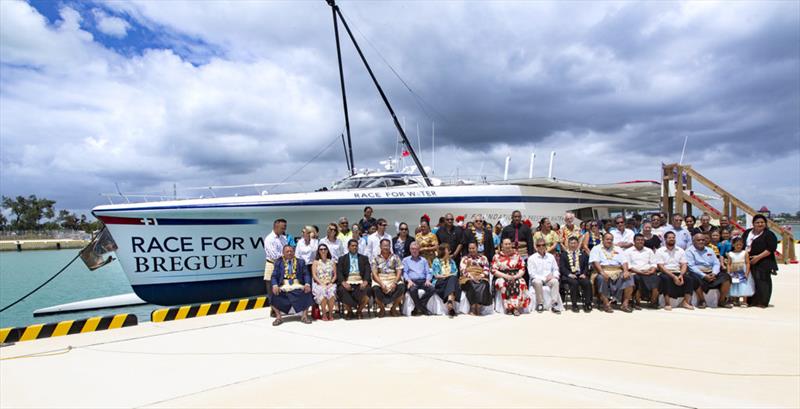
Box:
[270,245,314,326]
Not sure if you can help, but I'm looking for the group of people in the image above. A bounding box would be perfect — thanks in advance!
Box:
[263,206,779,326]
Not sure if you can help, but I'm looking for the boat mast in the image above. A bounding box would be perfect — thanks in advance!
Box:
[327,1,433,187]
[330,1,355,176]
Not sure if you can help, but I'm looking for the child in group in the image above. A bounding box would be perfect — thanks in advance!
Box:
[718,229,732,259]
[708,230,724,270]
[727,237,754,307]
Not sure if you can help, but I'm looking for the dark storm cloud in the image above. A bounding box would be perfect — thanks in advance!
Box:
[1,0,798,213]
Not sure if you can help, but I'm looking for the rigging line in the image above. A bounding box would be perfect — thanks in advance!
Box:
[347,4,448,123]
[276,133,342,187]
[0,253,80,313]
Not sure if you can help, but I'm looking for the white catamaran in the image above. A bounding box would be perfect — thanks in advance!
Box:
[90,2,661,306]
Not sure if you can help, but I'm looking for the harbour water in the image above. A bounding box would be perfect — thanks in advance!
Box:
[0,249,156,329]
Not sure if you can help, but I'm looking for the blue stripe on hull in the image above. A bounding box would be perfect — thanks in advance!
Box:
[132,277,267,306]
[96,195,635,213]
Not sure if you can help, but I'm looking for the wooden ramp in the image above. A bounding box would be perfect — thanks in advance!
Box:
[661,163,797,264]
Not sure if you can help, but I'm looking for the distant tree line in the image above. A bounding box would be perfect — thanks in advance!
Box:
[0,195,103,232]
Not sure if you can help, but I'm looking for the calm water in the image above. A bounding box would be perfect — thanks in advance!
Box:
[0,249,156,328]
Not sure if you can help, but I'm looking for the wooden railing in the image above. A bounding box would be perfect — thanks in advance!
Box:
[662,163,796,264]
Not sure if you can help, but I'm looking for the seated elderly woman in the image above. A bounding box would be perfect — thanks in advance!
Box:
[589,233,635,313]
[492,238,531,316]
[270,244,314,326]
[371,238,406,317]
[432,243,460,317]
[459,241,493,315]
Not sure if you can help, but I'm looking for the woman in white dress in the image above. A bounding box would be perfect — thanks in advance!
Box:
[312,244,338,321]
[727,237,754,307]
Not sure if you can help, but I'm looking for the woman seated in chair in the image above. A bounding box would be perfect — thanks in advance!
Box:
[492,238,531,316]
[459,241,492,315]
[432,243,460,317]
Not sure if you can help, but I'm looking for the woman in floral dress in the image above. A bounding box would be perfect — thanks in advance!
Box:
[491,238,531,316]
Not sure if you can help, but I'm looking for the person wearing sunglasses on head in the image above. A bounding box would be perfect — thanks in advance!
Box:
[319,223,345,261]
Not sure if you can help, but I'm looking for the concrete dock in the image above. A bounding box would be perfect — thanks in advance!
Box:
[2,263,798,408]
[0,239,89,251]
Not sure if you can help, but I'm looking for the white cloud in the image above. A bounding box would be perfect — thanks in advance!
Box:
[0,0,797,214]
[92,9,130,38]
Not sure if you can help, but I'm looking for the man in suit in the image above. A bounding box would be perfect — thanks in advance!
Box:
[462,215,495,261]
[270,245,314,326]
[559,236,593,312]
[336,239,372,319]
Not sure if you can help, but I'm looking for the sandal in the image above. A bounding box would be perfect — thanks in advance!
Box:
[301,316,312,324]
[272,318,283,326]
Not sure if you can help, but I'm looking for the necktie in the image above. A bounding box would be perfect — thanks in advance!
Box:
[514,226,519,245]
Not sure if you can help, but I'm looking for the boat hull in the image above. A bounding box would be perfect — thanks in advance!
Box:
[93,184,653,305]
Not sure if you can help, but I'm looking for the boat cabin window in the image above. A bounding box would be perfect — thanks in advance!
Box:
[332,175,419,190]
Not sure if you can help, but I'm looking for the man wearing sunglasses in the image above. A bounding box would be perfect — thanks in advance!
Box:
[436,213,465,264]
[366,218,392,260]
[462,215,495,261]
[337,217,353,243]
[611,216,634,249]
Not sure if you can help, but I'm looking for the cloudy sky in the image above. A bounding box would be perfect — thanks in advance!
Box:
[1,0,798,214]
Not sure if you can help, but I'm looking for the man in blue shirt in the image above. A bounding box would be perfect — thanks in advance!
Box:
[663,214,692,250]
[403,242,435,315]
[686,233,732,309]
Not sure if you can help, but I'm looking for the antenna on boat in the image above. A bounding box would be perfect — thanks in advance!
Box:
[548,151,556,179]
[327,0,432,187]
[431,121,435,175]
[529,152,535,179]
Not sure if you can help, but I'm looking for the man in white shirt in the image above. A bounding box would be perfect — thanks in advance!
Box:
[589,233,634,313]
[611,216,634,249]
[656,231,696,310]
[626,234,659,309]
[264,218,289,311]
[663,214,692,250]
[527,238,562,314]
[366,218,392,260]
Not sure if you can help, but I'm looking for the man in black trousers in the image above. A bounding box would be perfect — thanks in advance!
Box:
[559,236,593,312]
[336,239,372,319]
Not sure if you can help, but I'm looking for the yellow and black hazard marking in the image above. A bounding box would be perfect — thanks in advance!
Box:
[151,296,267,323]
[0,313,137,344]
